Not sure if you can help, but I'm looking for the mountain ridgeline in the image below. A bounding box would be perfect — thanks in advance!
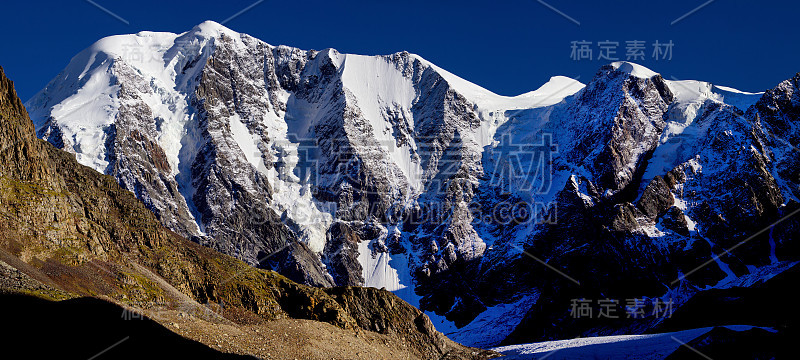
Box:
[24,21,800,346]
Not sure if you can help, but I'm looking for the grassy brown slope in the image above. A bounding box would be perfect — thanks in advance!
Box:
[0,66,496,359]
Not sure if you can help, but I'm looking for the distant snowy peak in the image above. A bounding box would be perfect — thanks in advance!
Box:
[604,61,761,112]
[528,76,585,97]
[665,79,763,111]
[714,84,763,95]
[413,55,584,108]
[26,22,233,175]
[27,20,584,142]
[611,61,659,79]
[185,20,244,40]
[29,21,260,102]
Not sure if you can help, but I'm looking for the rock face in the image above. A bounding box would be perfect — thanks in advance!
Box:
[1,66,494,359]
[637,175,674,220]
[24,21,800,347]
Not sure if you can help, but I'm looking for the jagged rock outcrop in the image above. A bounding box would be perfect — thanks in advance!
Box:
[323,222,364,286]
[637,175,674,220]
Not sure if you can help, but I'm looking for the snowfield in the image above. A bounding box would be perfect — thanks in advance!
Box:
[492,326,772,359]
[611,61,658,79]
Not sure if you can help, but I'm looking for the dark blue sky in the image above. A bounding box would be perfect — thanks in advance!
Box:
[1,0,797,100]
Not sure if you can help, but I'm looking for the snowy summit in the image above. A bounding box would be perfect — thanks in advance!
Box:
[611,61,659,79]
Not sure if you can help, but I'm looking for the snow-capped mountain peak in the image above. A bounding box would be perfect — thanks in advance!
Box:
[25,21,586,288]
[186,20,241,40]
[610,60,659,79]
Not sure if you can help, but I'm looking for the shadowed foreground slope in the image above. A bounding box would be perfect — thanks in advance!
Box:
[1,293,256,359]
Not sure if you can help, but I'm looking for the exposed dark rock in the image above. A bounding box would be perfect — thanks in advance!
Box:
[323,222,364,286]
[610,202,645,232]
[660,206,690,236]
[266,241,335,287]
[637,175,674,220]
